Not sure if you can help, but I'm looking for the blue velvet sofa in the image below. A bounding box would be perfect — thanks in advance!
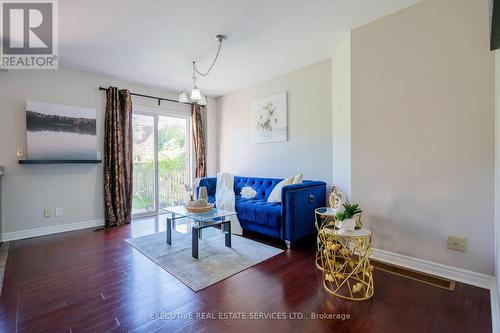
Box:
[198,176,326,247]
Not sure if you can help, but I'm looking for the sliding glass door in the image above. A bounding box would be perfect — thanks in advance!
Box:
[132,114,156,215]
[132,110,191,217]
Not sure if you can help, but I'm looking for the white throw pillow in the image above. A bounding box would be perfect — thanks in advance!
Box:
[267,176,294,203]
[241,186,257,199]
[293,173,303,184]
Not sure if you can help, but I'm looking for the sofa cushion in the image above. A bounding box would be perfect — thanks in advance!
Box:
[234,177,282,200]
[235,196,282,229]
[293,173,303,184]
[267,176,294,203]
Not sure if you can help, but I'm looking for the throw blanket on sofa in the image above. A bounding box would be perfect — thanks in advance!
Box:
[215,172,243,235]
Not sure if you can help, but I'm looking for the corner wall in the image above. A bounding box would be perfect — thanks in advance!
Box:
[332,32,352,200]
[351,0,495,274]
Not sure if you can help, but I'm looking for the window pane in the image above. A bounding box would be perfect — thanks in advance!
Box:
[158,115,188,208]
[132,114,155,215]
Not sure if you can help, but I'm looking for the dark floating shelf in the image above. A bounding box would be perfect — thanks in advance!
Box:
[19,160,102,164]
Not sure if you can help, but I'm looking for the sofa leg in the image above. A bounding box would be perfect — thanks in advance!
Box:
[285,240,291,249]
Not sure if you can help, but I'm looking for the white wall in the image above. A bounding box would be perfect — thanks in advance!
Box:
[495,49,500,306]
[216,60,332,185]
[332,32,352,200]
[0,68,216,237]
[350,0,495,274]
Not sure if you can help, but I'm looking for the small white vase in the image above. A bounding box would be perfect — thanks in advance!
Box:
[341,218,356,231]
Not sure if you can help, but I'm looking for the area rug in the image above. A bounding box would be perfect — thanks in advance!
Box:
[125,230,283,292]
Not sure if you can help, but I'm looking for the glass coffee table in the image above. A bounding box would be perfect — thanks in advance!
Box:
[162,206,237,259]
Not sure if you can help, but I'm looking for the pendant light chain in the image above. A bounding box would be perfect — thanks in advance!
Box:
[180,34,226,104]
[193,38,224,77]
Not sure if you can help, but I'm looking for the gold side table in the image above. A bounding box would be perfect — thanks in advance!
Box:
[314,207,338,271]
[321,227,374,301]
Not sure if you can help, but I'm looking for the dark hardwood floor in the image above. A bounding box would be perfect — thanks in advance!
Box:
[0,216,492,333]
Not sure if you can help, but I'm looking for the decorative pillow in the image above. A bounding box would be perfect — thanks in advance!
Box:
[292,173,303,184]
[267,176,294,203]
[241,186,257,199]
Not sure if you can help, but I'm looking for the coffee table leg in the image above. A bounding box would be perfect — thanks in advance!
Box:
[192,227,199,259]
[225,219,231,248]
[166,216,172,245]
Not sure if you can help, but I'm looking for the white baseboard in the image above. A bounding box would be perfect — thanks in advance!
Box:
[1,219,105,242]
[371,248,497,332]
[371,248,494,289]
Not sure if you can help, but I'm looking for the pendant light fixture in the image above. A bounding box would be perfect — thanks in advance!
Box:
[190,75,202,101]
[198,95,207,106]
[179,34,227,104]
[178,91,189,103]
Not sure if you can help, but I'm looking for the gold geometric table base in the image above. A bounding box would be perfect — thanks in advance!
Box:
[319,226,374,301]
[314,208,337,272]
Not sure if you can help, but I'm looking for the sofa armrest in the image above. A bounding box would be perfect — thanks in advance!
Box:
[281,181,326,243]
[198,177,217,197]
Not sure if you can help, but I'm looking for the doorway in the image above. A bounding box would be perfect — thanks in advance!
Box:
[132,109,191,217]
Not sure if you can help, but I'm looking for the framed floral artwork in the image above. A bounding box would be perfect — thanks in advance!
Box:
[250,92,287,143]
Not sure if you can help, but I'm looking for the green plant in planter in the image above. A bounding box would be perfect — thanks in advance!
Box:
[335,203,362,221]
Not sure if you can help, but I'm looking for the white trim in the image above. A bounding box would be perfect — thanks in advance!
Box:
[154,112,159,214]
[371,248,494,289]
[133,104,190,118]
[491,282,499,333]
[1,219,104,242]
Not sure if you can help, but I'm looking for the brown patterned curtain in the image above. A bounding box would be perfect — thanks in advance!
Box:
[192,103,206,178]
[103,87,133,227]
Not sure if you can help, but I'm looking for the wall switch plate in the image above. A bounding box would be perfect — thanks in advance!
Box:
[43,208,52,218]
[55,208,63,217]
[447,235,467,252]
[16,148,24,157]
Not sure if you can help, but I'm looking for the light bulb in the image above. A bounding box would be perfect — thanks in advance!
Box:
[191,87,201,101]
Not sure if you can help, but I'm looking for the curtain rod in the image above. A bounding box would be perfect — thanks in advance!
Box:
[99,86,192,106]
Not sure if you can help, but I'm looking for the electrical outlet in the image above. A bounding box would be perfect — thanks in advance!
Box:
[447,235,467,252]
[55,208,63,217]
[16,148,24,157]
[43,208,52,218]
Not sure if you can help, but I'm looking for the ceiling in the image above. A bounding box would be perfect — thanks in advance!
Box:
[59,0,419,97]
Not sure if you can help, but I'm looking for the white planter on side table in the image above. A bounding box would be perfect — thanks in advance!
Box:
[339,218,356,231]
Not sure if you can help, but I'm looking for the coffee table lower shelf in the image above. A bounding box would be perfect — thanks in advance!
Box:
[164,207,234,259]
